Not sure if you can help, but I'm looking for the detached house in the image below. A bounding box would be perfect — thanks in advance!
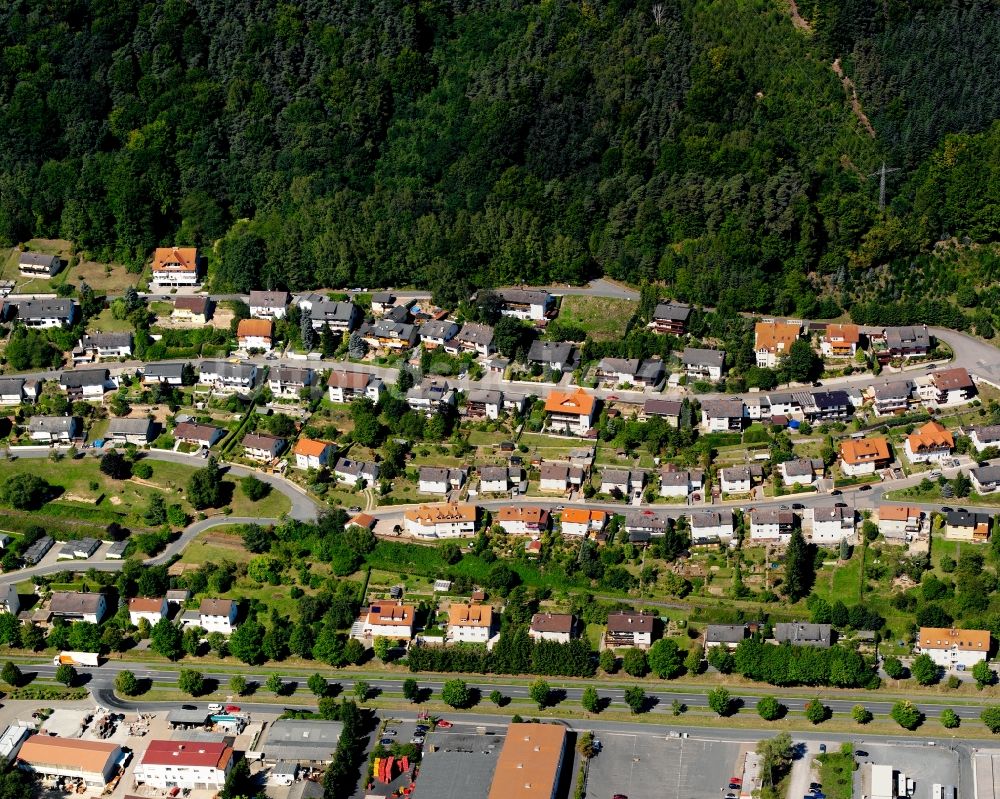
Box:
[418,466,467,495]
[356,602,416,641]
[820,324,860,358]
[128,597,168,626]
[49,591,107,624]
[142,362,187,386]
[197,599,238,634]
[971,465,1000,495]
[16,298,76,328]
[403,503,477,538]
[0,377,40,405]
[332,457,380,487]
[754,321,801,368]
[152,246,199,286]
[248,290,290,320]
[595,358,664,389]
[904,420,954,463]
[878,504,928,542]
[301,298,360,333]
[605,610,655,649]
[528,341,576,373]
[719,465,762,494]
[419,320,459,350]
[242,433,285,462]
[448,323,495,357]
[945,510,991,542]
[268,365,313,397]
[882,325,931,358]
[60,369,112,401]
[173,421,224,448]
[641,398,682,426]
[294,439,335,470]
[659,469,703,499]
[107,417,155,445]
[560,508,607,538]
[917,627,991,670]
[681,348,725,381]
[969,425,1000,453]
[779,458,824,487]
[647,302,691,335]
[811,506,854,544]
[690,510,734,543]
[327,370,383,403]
[749,509,795,543]
[236,318,274,351]
[872,380,914,415]
[198,360,257,391]
[599,468,645,499]
[171,296,212,325]
[839,437,892,477]
[407,379,455,415]
[538,462,585,493]
[466,389,503,420]
[447,603,495,643]
[543,388,597,435]
[495,288,553,321]
[529,613,575,644]
[700,398,746,432]
[774,623,832,648]
[496,506,550,536]
[478,465,524,494]
[360,319,418,351]
[28,416,81,443]
[925,367,976,405]
[77,333,133,360]
[624,509,670,542]
[18,252,61,278]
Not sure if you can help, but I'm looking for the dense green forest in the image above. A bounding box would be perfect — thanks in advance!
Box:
[1,0,998,323]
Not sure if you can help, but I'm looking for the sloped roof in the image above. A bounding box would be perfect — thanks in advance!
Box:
[543,388,595,416]
[840,437,891,464]
[153,247,198,271]
[237,318,274,338]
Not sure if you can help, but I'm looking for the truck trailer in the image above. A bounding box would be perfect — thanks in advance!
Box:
[52,651,100,667]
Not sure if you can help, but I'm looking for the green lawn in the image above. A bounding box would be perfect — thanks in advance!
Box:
[557,295,638,341]
[87,307,135,333]
[816,752,855,799]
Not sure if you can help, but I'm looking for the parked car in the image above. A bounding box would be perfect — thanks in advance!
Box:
[380,738,394,745]
[436,720,453,729]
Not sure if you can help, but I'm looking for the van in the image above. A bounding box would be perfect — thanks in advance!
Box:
[208,703,223,713]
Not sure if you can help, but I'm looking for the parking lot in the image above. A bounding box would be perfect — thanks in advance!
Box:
[854,741,962,799]
[585,733,745,799]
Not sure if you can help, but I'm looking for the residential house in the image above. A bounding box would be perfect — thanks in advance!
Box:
[543,388,597,435]
[403,503,477,538]
[18,252,61,277]
[916,627,991,670]
[528,340,576,373]
[765,391,797,417]
[624,509,670,541]
[551,511,601,543]
[773,623,832,648]
[0,377,40,405]
[406,379,455,415]
[496,506,550,536]
[503,392,527,414]
[538,462,585,493]
[594,357,664,389]
[719,465,762,494]
[448,322,495,357]
[299,297,360,333]
[107,417,155,445]
[447,603,495,643]
[248,290,290,320]
[599,468,645,499]
[142,362,187,386]
[681,348,726,381]
[198,360,257,391]
[647,302,691,335]
[749,509,795,543]
[478,466,524,494]
[242,433,285,462]
[839,437,892,477]
[924,367,976,405]
[294,439,335,470]
[49,592,107,624]
[128,597,167,626]
[878,504,928,542]
[659,469,703,498]
[77,333,132,360]
[495,288,553,320]
[135,740,233,791]
[779,458,824,487]
[152,246,199,286]
[332,457,379,487]
[700,397,746,432]
[605,610,655,649]
[16,298,76,328]
[370,292,396,315]
[419,319,459,349]
[945,510,991,542]
[198,598,239,634]
[754,321,801,368]
[528,613,575,643]
[705,623,759,650]
[641,398,682,425]
[326,369,383,403]
[971,465,1000,495]
[970,425,1000,453]
[171,296,211,325]
[872,380,914,415]
[820,324,860,358]
[690,510,734,543]
[418,466,466,495]
[268,365,313,397]
[60,369,112,401]
[236,318,274,351]
[465,389,503,420]
[360,319,417,351]
[27,416,81,443]
[807,390,852,420]
[356,602,416,641]
[811,506,855,544]
[904,420,954,463]
[882,325,931,358]
[0,584,19,615]
[173,421,224,448]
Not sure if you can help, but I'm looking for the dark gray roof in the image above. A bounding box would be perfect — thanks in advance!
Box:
[643,398,682,417]
[813,505,851,523]
[682,347,725,367]
[720,465,760,482]
[652,303,691,322]
[363,319,416,340]
[333,457,379,480]
[16,299,74,320]
[691,510,732,528]
[419,466,464,483]
[751,509,794,525]
[81,332,132,349]
[467,389,502,405]
[701,398,745,418]
[28,416,79,434]
[811,389,850,409]
[947,510,991,527]
[971,425,1000,443]
[625,510,668,531]
[167,708,211,726]
[873,380,913,401]
[19,252,60,268]
[774,622,832,647]
[496,288,550,306]
[972,465,1000,485]
[454,323,494,347]
[310,300,358,323]
[782,458,822,477]
[884,325,930,349]
[371,292,395,303]
[50,591,104,615]
[419,320,459,340]
[60,369,109,388]
[260,719,344,763]
[478,465,514,482]
[706,624,751,644]
[269,365,313,384]
[409,732,503,799]
[107,417,154,436]
[200,360,256,380]
[0,378,25,395]
[528,340,574,364]
[144,362,187,379]
[248,289,290,308]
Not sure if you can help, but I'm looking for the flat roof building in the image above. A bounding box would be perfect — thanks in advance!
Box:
[486,723,567,799]
[258,719,344,764]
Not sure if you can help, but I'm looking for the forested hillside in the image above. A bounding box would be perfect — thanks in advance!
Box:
[1,0,998,325]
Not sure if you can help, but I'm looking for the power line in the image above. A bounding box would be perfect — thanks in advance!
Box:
[868,160,900,210]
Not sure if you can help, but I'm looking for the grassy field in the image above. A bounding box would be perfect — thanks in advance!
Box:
[816,751,855,799]
[557,295,638,341]
[87,307,135,333]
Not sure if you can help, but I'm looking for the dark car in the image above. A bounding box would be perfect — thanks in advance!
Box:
[941,506,953,513]
[182,705,198,710]
[818,744,826,753]
[855,750,868,757]
[859,484,872,491]
[792,503,804,509]
[831,489,842,495]
[810,784,822,791]
[380,738,394,745]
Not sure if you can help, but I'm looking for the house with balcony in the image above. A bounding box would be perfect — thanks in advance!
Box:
[871,380,914,415]
[236,318,274,351]
[807,390,852,420]
[820,323,860,358]
[407,379,455,416]
[754,321,801,368]
[242,433,285,462]
[355,602,416,641]
[971,465,1000,495]
[659,469,703,498]
[16,298,76,328]
[448,322,495,356]
[370,292,396,316]
[171,296,212,325]
[543,388,596,435]
[681,348,725,381]
[293,438,335,470]
[945,510,991,542]
[527,341,576,374]
[496,506,550,536]
[418,319,459,350]
[403,503,477,538]
[268,365,313,397]
[719,464,762,494]
[779,458,824,487]
[327,369,383,403]
[690,510,734,543]
[495,288,553,321]
[60,369,113,402]
[647,302,691,335]
[877,504,927,542]
[173,421,225,449]
[50,591,107,624]
[447,603,495,643]
[18,252,61,278]
[418,466,467,495]
[107,417,156,445]
[624,510,670,543]
[916,627,991,670]
[198,360,257,391]
[839,437,892,477]
[300,298,360,333]
[152,246,199,286]
[969,425,1000,453]
[332,457,379,487]
[641,398,682,425]
[811,505,854,544]
[248,290,290,320]
[465,389,503,420]
[700,398,746,432]
[922,367,976,406]
[604,610,655,649]
[77,333,132,361]
[529,613,575,643]
[360,319,418,351]
[28,415,81,443]
[142,362,187,386]
[749,508,795,543]
[904,420,954,463]
[0,377,40,405]
[881,325,931,359]
[595,357,664,389]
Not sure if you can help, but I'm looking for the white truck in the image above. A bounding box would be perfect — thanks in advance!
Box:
[53,651,99,667]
